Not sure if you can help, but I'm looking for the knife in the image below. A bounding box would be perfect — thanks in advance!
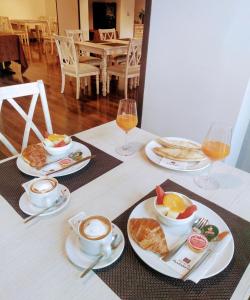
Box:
[45,155,95,175]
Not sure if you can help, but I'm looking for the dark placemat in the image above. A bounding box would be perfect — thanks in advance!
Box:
[0,137,122,218]
[96,180,250,300]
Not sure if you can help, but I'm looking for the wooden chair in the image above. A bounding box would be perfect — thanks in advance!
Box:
[0,16,29,45]
[98,28,117,41]
[54,35,100,99]
[0,80,53,155]
[40,20,56,54]
[65,29,102,67]
[98,28,126,65]
[107,38,142,99]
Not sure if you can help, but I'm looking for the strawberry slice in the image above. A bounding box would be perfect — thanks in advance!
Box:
[177,205,197,219]
[156,185,165,205]
[54,140,66,147]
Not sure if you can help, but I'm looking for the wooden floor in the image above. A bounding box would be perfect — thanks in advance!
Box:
[0,42,139,157]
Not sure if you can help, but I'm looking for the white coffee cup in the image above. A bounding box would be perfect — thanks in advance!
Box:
[23,177,59,208]
[71,214,113,256]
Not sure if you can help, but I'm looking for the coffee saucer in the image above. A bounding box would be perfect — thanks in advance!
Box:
[65,224,125,270]
[19,184,70,216]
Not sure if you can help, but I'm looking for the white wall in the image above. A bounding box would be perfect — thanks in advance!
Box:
[0,0,46,19]
[141,0,250,166]
[79,0,89,38]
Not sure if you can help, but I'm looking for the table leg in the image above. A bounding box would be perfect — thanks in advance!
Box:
[102,53,107,96]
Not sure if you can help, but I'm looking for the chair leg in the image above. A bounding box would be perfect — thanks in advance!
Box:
[76,77,80,99]
[124,78,128,99]
[129,78,133,90]
[51,39,53,55]
[96,74,99,95]
[61,73,65,93]
[107,74,110,94]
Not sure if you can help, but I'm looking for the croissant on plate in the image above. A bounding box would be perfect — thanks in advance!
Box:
[129,218,168,256]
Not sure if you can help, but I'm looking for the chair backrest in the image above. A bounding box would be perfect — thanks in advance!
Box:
[40,20,52,37]
[125,38,142,73]
[98,28,116,41]
[0,16,13,33]
[0,80,53,155]
[65,29,88,42]
[54,35,79,73]
[65,29,90,57]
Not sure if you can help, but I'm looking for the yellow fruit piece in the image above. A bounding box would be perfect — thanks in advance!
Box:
[163,193,186,213]
[48,134,65,142]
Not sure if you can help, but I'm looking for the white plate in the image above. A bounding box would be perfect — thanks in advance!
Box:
[19,184,70,216]
[127,197,234,279]
[145,137,210,172]
[16,141,91,177]
[65,224,125,269]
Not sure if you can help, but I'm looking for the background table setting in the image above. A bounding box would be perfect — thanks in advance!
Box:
[0,119,250,299]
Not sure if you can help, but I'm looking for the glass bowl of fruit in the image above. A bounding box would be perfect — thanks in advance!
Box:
[153,186,197,227]
[43,134,72,156]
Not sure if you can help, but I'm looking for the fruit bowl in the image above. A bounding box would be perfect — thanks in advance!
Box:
[153,191,197,227]
[43,134,72,156]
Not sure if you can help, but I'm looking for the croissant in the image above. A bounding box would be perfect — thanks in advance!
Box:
[129,218,168,256]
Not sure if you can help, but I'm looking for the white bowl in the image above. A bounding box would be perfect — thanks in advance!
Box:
[153,192,196,227]
[43,138,73,156]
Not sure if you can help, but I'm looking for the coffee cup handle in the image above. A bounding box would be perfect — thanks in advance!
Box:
[101,243,112,257]
[68,212,86,235]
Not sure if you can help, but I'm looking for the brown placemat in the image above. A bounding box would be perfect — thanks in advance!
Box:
[96,179,250,300]
[0,137,122,218]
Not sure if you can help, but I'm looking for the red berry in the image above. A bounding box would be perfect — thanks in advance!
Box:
[177,205,197,219]
[156,185,165,205]
[54,140,66,147]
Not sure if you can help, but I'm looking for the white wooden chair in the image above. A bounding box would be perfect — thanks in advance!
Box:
[41,20,57,54]
[0,80,53,155]
[65,29,102,67]
[107,38,142,99]
[98,28,117,41]
[0,16,29,45]
[54,35,100,99]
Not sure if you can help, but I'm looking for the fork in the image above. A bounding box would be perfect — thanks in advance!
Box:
[161,217,208,261]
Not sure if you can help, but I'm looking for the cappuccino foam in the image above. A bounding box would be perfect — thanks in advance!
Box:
[80,216,110,240]
[31,179,56,193]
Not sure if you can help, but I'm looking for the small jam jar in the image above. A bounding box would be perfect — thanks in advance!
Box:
[187,233,208,253]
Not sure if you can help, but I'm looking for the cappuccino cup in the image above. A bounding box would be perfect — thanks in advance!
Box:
[71,214,113,256]
[23,177,59,208]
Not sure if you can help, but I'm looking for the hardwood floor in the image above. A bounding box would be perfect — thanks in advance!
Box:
[0,42,139,157]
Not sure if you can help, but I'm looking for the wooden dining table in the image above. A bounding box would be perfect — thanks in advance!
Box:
[75,39,129,96]
[0,121,249,299]
[0,32,28,73]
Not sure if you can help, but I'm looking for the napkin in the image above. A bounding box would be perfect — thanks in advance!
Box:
[166,234,232,283]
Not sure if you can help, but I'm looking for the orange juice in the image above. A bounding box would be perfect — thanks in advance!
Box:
[202,140,230,161]
[116,114,138,132]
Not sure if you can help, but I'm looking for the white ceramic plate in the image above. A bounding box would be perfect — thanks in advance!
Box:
[16,141,91,177]
[127,197,234,279]
[65,224,125,269]
[19,184,70,216]
[145,137,210,172]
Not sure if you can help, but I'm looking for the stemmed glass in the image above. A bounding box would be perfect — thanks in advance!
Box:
[194,122,232,190]
[116,99,138,156]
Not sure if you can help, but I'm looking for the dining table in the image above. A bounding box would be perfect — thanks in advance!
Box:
[75,39,130,96]
[0,32,28,73]
[0,121,249,299]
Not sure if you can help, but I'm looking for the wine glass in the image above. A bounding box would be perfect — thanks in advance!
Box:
[116,99,138,156]
[194,122,232,190]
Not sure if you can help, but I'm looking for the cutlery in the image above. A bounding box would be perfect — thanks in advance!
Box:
[23,191,67,223]
[45,155,95,175]
[161,217,208,261]
[182,231,230,281]
[80,234,121,278]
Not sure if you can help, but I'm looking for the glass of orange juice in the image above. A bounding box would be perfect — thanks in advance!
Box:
[194,122,232,189]
[116,99,138,156]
